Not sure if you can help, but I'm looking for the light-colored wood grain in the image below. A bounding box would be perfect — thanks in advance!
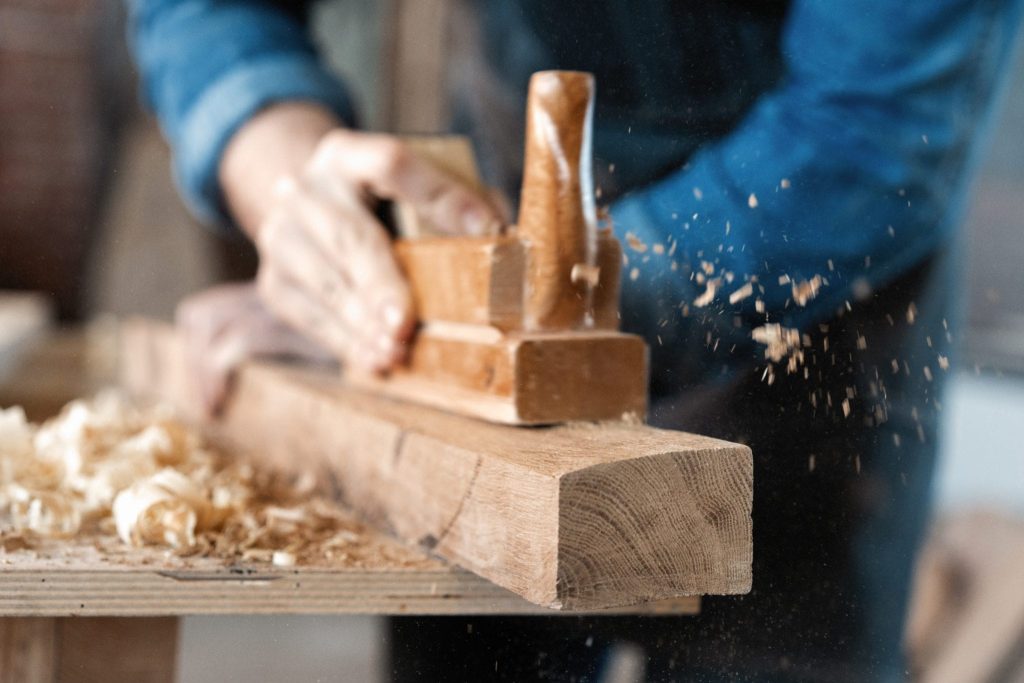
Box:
[394,236,525,329]
[353,327,648,424]
[122,321,752,610]
[517,71,598,331]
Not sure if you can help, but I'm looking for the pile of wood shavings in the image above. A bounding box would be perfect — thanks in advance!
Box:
[0,393,381,567]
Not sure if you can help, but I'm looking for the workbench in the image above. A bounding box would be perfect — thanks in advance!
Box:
[0,321,699,682]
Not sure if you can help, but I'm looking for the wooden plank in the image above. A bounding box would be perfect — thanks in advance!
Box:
[0,538,698,617]
[394,236,525,329]
[122,321,753,610]
[353,326,648,424]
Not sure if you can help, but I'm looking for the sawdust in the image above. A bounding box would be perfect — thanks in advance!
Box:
[0,394,387,567]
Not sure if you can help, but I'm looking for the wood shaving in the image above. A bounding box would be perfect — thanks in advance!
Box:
[0,394,384,567]
[624,232,648,253]
[752,324,806,382]
[728,283,753,304]
[693,279,720,308]
[791,275,824,307]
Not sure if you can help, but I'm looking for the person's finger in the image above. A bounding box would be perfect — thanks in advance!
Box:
[176,290,242,415]
[257,204,408,367]
[286,187,413,324]
[310,130,502,236]
[257,264,394,372]
[202,311,338,415]
[263,182,415,366]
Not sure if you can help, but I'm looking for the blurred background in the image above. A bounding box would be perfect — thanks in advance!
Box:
[0,1,1022,681]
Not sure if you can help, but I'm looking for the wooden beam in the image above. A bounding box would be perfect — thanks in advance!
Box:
[122,321,753,610]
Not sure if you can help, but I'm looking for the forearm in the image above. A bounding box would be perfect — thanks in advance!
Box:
[220,102,341,239]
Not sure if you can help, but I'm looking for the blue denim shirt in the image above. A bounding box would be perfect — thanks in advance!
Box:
[129,0,1023,385]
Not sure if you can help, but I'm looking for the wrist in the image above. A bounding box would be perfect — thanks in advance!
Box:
[220,101,342,239]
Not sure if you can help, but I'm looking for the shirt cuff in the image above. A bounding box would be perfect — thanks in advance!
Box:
[173,55,356,226]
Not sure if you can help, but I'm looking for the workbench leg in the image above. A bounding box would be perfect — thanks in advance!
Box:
[0,617,178,683]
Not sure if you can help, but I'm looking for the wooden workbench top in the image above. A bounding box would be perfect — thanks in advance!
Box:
[0,534,696,617]
[0,322,699,616]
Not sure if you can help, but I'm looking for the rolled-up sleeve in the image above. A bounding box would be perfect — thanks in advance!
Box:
[129,0,356,224]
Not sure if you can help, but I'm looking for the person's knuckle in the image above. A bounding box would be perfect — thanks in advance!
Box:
[377,139,412,178]
[319,129,349,158]
[255,266,276,301]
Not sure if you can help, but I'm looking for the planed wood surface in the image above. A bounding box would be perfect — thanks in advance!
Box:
[394,236,525,329]
[517,71,598,331]
[353,326,648,424]
[122,321,753,610]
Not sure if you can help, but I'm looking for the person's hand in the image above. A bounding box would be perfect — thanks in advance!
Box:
[219,103,504,374]
[176,283,334,415]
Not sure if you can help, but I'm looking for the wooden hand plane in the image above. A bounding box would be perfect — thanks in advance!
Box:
[353,71,648,425]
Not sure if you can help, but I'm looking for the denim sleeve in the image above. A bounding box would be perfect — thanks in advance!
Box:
[128,0,356,225]
[611,0,1022,381]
